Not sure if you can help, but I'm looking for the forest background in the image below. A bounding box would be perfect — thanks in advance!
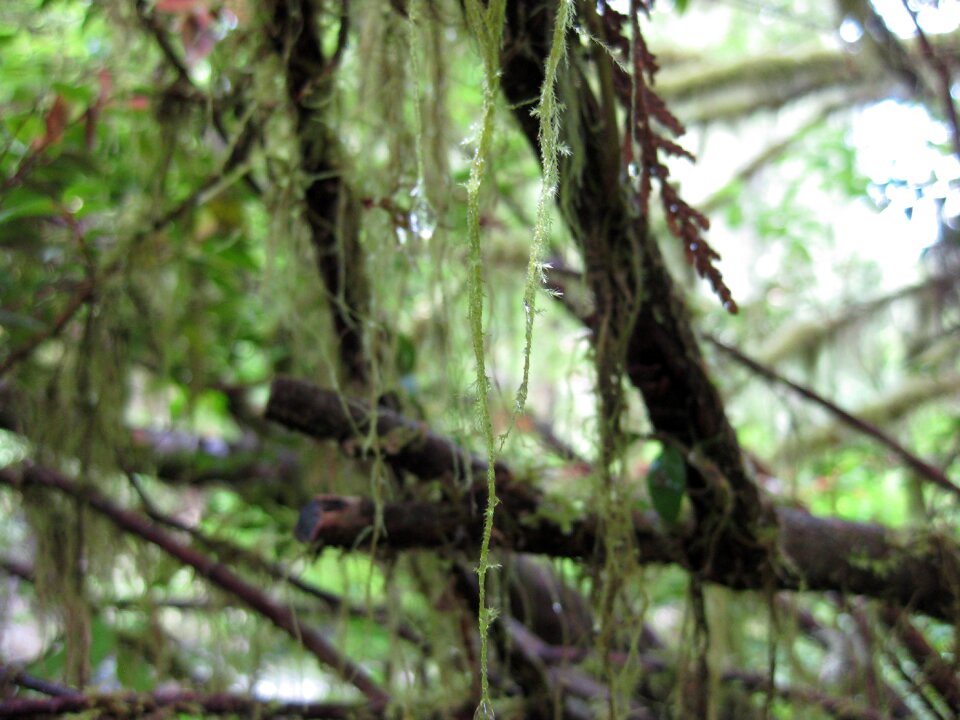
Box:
[1,0,959,718]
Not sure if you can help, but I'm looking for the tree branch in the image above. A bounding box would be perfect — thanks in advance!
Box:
[0,466,390,709]
[706,335,960,497]
[265,376,960,620]
[497,0,772,580]
[0,689,378,719]
[881,605,960,715]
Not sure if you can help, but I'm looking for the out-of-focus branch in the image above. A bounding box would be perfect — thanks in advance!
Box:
[701,98,854,215]
[0,280,93,378]
[881,606,960,715]
[0,465,390,709]
[0,665,80,698]
[706,335,960,498]
[899,0,960,162]
[134,0,262,195]
[127,474,426,650]
[264,0,371,387]
[723,669,885,720]
[265,376,511,487]
[0,689,378,719]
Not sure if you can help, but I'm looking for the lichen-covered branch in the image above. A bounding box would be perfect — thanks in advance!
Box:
[264,0,371,386]
[265,376,960,620]
[499,0,771,578]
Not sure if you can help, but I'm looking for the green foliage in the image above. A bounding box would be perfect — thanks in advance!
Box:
[647,445,687,525]
[1,0,959,717]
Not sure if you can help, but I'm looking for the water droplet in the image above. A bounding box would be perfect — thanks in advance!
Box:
[839,16,863,44]
[552,601,562,614]
[474,700,496,720]
[690,242,698,251]
[409,183,437,241]
[627,162,640,179]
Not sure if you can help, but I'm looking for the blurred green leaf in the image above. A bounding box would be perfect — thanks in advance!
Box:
[0,189,58,224]
[647,445,687,525]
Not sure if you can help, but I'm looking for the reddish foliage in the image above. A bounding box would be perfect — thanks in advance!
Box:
[33,95,68,151]
[600,4,738,312]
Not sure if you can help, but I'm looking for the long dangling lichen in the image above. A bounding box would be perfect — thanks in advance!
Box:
[515,0,573,416]
[461,0,506,714]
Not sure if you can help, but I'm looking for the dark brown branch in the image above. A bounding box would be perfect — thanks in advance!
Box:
[0,466,390,709]
[498,0,771,580]
[705,335,960,498]
[290,490,958,621]
[900,0,960,163]
[265,0,370,386]
[266,376,509,486]
[268,376,960,619]
[881,606,960,715]
[0,689,378,719]
[128,475,426,650]
[0,665,81,698]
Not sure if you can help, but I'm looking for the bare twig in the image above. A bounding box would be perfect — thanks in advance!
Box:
[0,688,378,718]
[133,0,262,195]
[881,605,960,715]
[900,0,960,163]
[0,465,390,709]
[0,281,93,378]
[127,473,427,650]
[0,665,81,698]
[705,335,960,498]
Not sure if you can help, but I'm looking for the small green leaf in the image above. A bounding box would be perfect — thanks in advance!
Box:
[0,188,58,225]
[395,333,417,375]
[0,308,45,332]
[117,644,155,692]
[647,445,687,524]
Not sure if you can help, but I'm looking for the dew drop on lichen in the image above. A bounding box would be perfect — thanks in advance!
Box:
[474,700,496,720]
[409,183,437,241]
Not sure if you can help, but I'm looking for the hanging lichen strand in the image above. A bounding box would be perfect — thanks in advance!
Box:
[515,0,574,416]
[462,0,506,715]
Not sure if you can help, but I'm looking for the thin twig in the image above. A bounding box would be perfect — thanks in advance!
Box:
[126,472,427,649]
[0,465,391,709]
[0,281,93,378]
[900,0,960,163]
[706,335,960,498]
[0,665,81,698]
[133,0,262,195]
[881,605,960,715]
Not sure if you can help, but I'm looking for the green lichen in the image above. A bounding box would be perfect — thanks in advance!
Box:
[462,0,507,711]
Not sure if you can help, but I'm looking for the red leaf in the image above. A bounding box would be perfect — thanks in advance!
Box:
[33,95,68,151]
